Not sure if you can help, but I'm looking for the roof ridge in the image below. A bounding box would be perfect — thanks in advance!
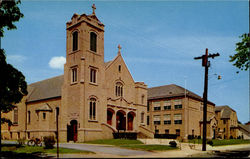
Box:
[29,75,63,86]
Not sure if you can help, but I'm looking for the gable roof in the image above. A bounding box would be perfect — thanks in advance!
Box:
[148,84,215,105]
[215,105,235,119]
[26,75,64,103]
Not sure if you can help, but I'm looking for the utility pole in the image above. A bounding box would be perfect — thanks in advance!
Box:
[194,48,219,151]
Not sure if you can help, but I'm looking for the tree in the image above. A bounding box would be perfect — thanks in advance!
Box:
[229,33,250,72]
[0,0,27,151]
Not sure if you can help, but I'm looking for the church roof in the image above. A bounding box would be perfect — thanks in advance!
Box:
[215,105,235,119]
[148,84,215,105]
[27,75,64,103]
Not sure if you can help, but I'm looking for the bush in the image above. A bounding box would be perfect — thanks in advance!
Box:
[43,136,55,149]
[207,140,213,146]
[169,141,177,147]
[17,138,25,147]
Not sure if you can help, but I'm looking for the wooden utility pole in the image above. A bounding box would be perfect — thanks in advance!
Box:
[194,48,219,151]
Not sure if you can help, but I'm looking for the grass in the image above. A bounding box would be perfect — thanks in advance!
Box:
[187,139,250,146]
[211,139,250,146]
[85,139,178,151]
[2,144,94,154]
[85,139,143,146]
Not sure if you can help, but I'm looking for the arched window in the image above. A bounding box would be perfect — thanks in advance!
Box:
[90,32,97,52]
[72,31,78,51]
[115,82,123,97]
[89,98,96,120]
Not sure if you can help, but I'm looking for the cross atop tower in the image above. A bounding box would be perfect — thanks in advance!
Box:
[92,4,96,15]
[118,44,122,54]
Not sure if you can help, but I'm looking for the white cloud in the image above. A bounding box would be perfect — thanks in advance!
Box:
[7,55,27,64]
[49,56,66,70]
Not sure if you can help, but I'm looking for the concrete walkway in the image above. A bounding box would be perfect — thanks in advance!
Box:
[59,143,154,156]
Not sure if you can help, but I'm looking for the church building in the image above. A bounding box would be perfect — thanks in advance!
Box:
[1,5,153,142]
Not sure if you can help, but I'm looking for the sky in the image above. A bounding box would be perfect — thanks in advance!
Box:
[2,0,249,123]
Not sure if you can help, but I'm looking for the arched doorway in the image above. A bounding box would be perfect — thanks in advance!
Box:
[107,108,115,126]
[67,120,78,142]
[127,111,136,131]
[116,110,126,131]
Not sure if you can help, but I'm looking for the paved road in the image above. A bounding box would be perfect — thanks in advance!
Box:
[60,143,154,156]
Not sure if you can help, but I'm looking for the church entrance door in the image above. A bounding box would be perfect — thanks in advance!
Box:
[67,120,78,142]
[116,110,126,131]
[127,111,136,131]
[107,108,114,126]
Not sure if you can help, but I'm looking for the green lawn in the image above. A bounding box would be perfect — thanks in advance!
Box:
[187,139,250,146]
[211,139,250,146]
[85,139,143,146]
[2,144,94,154]
[85,139,177,151]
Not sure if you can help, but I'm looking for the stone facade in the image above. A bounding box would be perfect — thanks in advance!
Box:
[147,84,216,140]
[215,105,239,139]
[1,5,150,142]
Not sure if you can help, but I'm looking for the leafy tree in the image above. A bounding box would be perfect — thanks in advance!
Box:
[0,0,27,151]
[229,33,250,72]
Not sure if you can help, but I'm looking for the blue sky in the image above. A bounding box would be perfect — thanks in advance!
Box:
[2,0,249,123]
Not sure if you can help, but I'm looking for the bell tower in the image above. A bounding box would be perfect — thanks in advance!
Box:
[60,4,106,142]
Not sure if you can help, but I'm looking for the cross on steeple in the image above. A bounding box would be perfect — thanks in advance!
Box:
[92,4,96,15]
[118,44,122,54]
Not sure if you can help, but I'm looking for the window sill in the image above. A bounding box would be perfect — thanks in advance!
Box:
[12,124,18,126]
[89,82,98,86]
[69,49,81,54]
[70,82,78,86]
[88,120,98,123]
[87,50,100,56]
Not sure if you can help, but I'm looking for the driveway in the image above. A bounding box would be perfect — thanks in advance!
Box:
[60,143,155,156]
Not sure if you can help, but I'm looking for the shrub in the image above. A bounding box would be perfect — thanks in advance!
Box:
[43,136,55,149]
[207,140,213,146]
[17,138,25,148]
[169,141,177,147]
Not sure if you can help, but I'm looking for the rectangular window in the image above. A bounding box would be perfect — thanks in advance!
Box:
[155,129,159,134]
[176,129,180,136]
[164,105,171,110]
[90,68,97,83]
[13,108,18,125]
[71,68,77,83]
[141,112,144,123]
[174,99,182,109]
[164,100,171,110]
[153,115,161,125]
[43,112,46,120]
[153,102,161,111]
[147,116,149,125]
[164,114,171,125]
[165,129,169,134]
[223,120,226,124]
[174,114,182,124]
